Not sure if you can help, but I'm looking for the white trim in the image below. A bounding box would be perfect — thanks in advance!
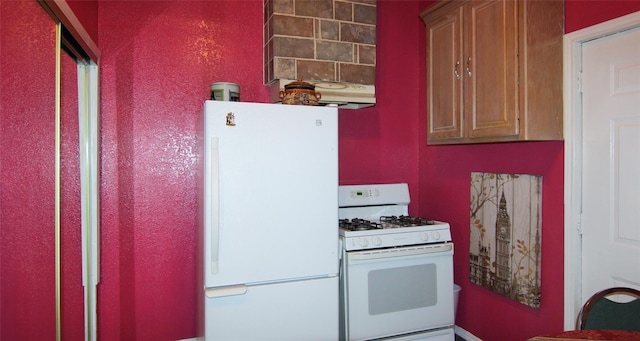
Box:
[78,61,100,341]
[563,10,640,331]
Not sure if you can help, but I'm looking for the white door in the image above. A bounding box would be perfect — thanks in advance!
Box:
[203,101,339,289]
[205,276,338,341]
[580,27,640,301]
[343,245,454,341]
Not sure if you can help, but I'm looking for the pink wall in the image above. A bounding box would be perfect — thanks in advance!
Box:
[338,1,423,211]
[95,1,427,338]
[60,48,85,341]
[1,1,87,339]
[97,1,268,339]
[565,0,640,33]
[0,1,57,339]
[418,141,565,340]
[3,0,640,340]
[415,1,564,339]
[416,1,640,340]
[66,0,99,47]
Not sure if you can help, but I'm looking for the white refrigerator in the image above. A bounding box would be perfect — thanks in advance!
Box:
[199,101,339,340]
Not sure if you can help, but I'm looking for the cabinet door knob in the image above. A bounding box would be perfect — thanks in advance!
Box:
[466,57,472,77]
[454,60,461,80]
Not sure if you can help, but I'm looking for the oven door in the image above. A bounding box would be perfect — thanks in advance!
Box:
[342,243,454,341]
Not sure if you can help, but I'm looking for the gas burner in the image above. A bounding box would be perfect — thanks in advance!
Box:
[380,215,436,227]
[339,218,382,231]
[338,184,451,250]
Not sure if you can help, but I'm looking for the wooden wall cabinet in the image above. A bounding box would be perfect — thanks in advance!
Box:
[420,0,563,145]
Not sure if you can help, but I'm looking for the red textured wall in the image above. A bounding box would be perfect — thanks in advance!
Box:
[1,1,87,338]
[60,49,85,341]
[0,1,57,339]
[4,0,640,339]
[415,1,640,341]
[97,1,268,339]
[338,1,423,209]
[415,1,563,339]
[565,0,640,33]
[66,0,99,48]
[418,142,565,340]
[96,1,426,338]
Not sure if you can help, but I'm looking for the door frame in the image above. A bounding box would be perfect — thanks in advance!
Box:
[39,1,101,339]
[563,10,640,330]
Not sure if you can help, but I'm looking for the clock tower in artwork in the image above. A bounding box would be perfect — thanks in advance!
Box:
[494,191,512,296]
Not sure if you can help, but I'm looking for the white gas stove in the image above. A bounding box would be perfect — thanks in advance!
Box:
[338,183,452,251]
[338,183,455,341]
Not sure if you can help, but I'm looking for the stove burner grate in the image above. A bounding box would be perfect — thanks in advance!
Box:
[339,218,382,231]
[380,215,436,227]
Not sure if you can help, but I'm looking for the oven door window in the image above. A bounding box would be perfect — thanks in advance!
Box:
[368,263,437,315]
[344,246,454,341]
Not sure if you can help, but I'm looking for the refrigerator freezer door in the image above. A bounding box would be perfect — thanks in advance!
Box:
[203,101,339,288]
[204,276,339,341]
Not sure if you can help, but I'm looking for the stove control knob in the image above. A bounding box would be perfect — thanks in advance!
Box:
[432,232,441,241]
[373,237,382,246]
[359,238,369,248]
[420,232,429,241]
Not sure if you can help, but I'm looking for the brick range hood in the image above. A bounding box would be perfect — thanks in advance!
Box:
[264,0,376,109]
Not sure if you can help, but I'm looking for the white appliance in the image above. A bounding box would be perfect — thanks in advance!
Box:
[199,100,339,340]
[338,183,455,341]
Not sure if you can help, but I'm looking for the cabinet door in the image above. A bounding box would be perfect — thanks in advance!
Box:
[464,0,519,139]
[426,7,464,143]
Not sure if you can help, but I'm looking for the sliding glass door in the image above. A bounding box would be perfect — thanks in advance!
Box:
[0,2,100,340]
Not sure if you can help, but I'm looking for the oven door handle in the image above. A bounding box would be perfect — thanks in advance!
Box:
[349,243,453,261]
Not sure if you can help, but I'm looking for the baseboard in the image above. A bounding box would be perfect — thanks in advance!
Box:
[455,325,483,341]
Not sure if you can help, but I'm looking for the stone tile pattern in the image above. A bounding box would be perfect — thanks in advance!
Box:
[264,0,376,85]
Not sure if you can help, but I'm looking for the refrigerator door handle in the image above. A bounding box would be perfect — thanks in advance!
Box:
[210,137,221,274]
[205,285,248,298]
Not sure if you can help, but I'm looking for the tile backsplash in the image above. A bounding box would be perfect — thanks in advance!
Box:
[264,0,376,85]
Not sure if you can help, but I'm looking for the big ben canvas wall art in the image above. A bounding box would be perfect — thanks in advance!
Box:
[469,172,542,308]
